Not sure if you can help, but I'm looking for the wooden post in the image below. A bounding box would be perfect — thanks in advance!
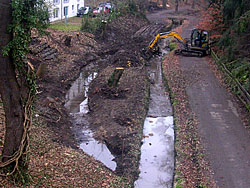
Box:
[108,67,124,88]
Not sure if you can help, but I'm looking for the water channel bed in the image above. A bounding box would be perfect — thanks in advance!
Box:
[65,70,117,171]
[135,117,174,188]
[80,128,117,171]
[135,50,174,188]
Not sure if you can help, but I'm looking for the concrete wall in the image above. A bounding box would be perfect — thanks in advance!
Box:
[46,0,85,22]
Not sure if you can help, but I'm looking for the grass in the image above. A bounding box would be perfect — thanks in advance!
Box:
[49,17,83,31]
[49,23,81,31]
[169,40,178,51]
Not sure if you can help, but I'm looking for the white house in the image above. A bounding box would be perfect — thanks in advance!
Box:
[46,0,85,22]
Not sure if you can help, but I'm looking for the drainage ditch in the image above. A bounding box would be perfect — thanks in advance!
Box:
[134,42,174,188]
[64,65,117,171]
[64,40,174,186]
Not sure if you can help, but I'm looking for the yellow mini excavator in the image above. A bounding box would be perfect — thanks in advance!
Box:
[144,28,211,58]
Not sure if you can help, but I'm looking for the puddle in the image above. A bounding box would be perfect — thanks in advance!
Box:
[80,128,116,171]
[65,72,97,113]
[135,42,174,187]
[65,70,117,171]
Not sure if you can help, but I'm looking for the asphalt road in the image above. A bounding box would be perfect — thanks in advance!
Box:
[179,17,250,188]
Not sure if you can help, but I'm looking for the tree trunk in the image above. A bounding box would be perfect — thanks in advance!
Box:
[108,67,124,88]
[157,0,160,6]
[0,0,25,163]
[192,0,196,8]
[162,0,167,9]
[175,0,179,12]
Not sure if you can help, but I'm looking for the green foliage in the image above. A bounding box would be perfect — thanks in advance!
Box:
[175,176,184,188]
[230,59,249,91]
[169,41,177,51]
[217,1,250,93]
[128,0,138,14]
[236,10,250,34]
[113,0,145,18]
[223,0,250,24]
[80,0,145,34]
[81,16,103,34]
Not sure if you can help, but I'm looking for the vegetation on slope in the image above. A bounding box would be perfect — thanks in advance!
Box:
[199,0,250,108]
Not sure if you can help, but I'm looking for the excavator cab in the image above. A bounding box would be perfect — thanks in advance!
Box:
[190,29,210,55]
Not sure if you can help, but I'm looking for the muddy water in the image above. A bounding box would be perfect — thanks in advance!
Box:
[134,44,174,188]
[64,68,117,171]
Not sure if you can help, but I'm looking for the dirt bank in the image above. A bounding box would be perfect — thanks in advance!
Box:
[4,4,247,187]
[87,15,167,178]
[29,28,101,148]
[28,14,170,182]
[1,5,206,187]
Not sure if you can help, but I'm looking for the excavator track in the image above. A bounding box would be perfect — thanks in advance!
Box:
[175,49,204,57]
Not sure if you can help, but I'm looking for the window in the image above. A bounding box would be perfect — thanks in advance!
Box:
[53,0,60,4]
[63,0,69,3]
[53,8,59,18]
[72,5,74,11]
[64,6,68,16]
[77,4,79,10]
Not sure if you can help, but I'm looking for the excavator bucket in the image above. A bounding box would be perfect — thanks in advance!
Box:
[141,48,153,60]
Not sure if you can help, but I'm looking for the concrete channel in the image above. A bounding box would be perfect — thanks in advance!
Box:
[134,46,174,188]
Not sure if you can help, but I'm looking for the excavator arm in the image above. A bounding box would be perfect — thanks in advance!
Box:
[148,31,187,49]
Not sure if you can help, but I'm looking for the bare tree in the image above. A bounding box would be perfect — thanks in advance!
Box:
[157,0,160,6]
[192,0,196,8]
[175,0,179,12]
[163,0,167,9]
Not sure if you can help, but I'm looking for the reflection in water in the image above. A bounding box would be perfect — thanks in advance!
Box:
[65,72,97,113]
[65,71,117,171]
[134,117,174,188]
[80,128,116,171]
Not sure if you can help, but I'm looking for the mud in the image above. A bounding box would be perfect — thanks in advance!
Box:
[85,15,174,177]
[88,66,149,177]
[30,8,189,184]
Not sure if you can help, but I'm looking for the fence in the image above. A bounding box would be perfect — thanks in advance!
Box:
[211,50,250,111]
